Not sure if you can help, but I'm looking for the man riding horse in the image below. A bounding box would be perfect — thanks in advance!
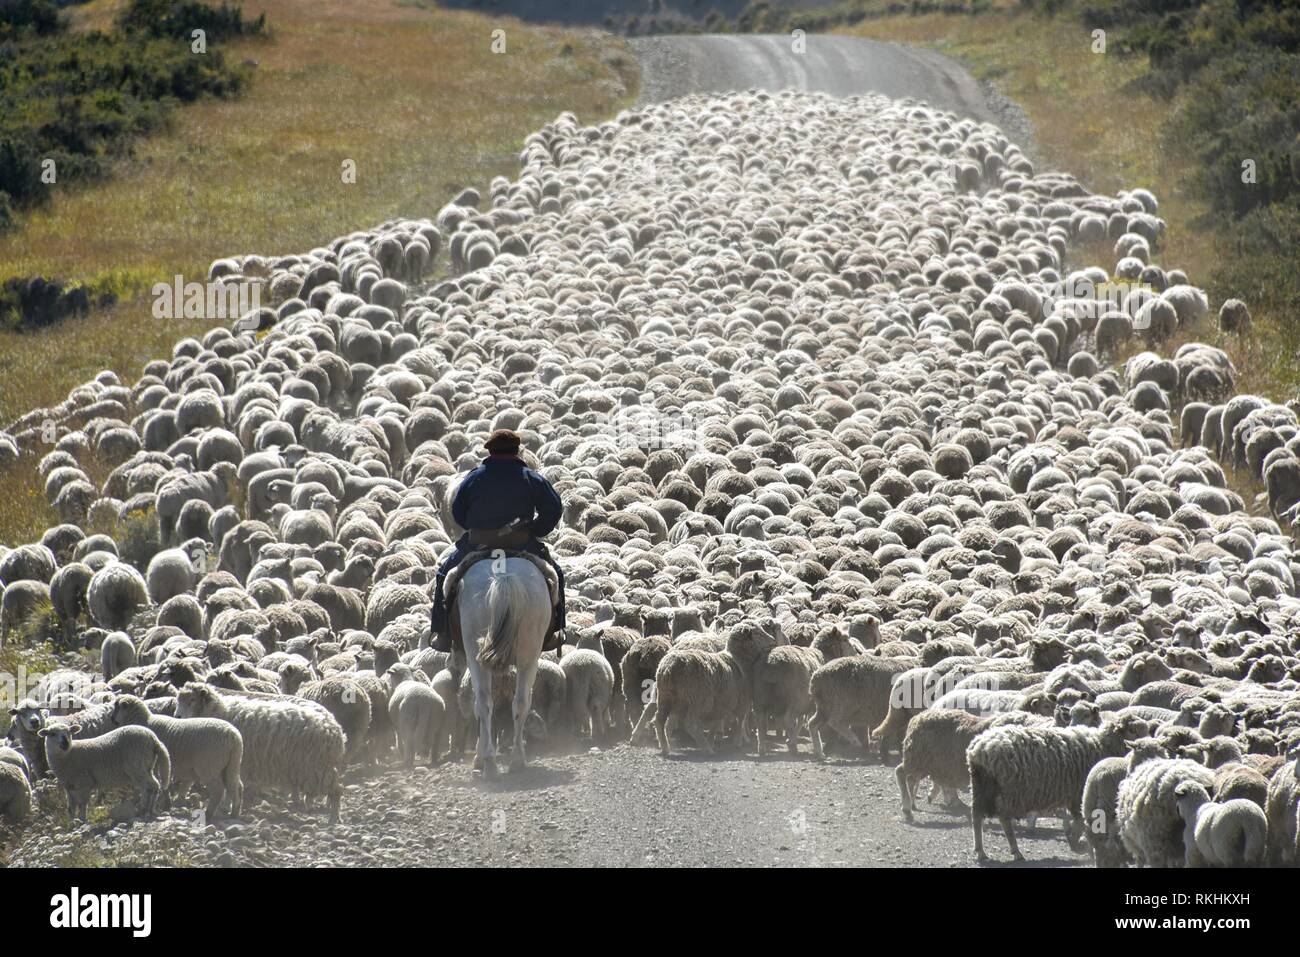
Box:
[429,428,566,654]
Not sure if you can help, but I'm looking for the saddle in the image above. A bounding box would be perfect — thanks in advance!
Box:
[445,544,563,653]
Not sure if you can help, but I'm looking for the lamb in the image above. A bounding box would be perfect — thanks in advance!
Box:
[7,699,49,778]
[1174,781,1267,867]
[0,761,32,824]
[753,626,855,757]
[39,722,171,821]
[100,631,138,681]
[654,622,777,757]
[175,682,345,820]
[110,694,244,818]
[1116,758,1217,866]
[559,646,615,742]
[967,720,1146,861]
[385,664,446,767]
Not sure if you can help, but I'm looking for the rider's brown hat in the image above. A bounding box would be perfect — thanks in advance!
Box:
[484,428,522,454]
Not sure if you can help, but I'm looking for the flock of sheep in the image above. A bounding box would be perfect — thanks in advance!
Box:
[2,88,1300,867]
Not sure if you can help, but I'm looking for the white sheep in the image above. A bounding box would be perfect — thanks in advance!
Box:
[559,646,615,742]
[1174,780,1268,867]
[654,623,777,757]
[385,664,445,767]
[100,631,137,682]
[0,761,32,824]
[175,682,344,820]
[111,694,244,818]
[86,561,149,630]
[40,722,171,821]
[1117,758,1217,867]
[967,720,1145,862]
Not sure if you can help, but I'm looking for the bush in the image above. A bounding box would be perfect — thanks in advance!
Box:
[118,0,266,41]
[0,1,259,219]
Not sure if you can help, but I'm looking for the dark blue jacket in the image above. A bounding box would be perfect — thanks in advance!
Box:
[451,454,563,536]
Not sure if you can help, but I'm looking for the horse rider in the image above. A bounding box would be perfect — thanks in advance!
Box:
[428,428,566,653]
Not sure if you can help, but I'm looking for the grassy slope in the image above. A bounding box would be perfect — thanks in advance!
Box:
[840,7,1291,405]
[0,0,635,545]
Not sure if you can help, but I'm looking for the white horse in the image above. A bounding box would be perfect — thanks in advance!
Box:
[456,556,551,776]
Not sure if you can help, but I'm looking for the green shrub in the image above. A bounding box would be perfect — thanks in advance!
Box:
[118,0,266,41]
[0,1,260,221]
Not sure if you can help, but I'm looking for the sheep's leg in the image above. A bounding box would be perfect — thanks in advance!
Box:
[810,726,823,759]
[973,812,987,860]
[225,765,243,818]
[999,816,1024,862]
[784,711,801,755]
[656,704,673,757]
[828,719,863,752]
[684,714,713,754]
[896,764,915,822]
[756,708,769,756]
[510,661,537,773]
[633,699,658,748]
[1064,811,1087,852]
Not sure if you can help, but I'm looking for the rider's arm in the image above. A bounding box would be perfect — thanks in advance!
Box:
[450,471,476,529]
[527,471,563,537]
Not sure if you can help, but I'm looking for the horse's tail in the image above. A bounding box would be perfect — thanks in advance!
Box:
[477,563,518,669]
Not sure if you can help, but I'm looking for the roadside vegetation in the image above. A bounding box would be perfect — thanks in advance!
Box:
[0,0,636,543]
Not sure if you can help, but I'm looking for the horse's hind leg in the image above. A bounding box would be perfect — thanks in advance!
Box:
[511,662,538,773]
[470,664,496,777]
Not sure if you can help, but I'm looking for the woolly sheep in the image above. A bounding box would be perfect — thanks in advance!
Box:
[110,694,244,818]
[175,683,344,820]
[40,723,171,821]
[968,719,1146,861]
[1174,781,1267,867]
[100,631,137,681]
[654,623,777,757]
[1117,758,1217,867]
[0,762,33,824]
[385,664,446,767]
[86,561,149,631]
[560,647,615,742]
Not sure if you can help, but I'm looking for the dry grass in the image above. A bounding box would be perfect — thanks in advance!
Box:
[0,0,636,427]
[841,9,1286,401]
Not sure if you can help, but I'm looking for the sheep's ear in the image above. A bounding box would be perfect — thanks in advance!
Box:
[70,724,82,735]
[37,728,48,737]
[6,708,15,716]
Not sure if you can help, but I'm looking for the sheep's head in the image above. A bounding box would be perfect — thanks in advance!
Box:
[1124,736,1168,770]
[176,681,219,718]
[1173,780,1210,821]
[110,695,151,727]
[36,724,80,751]
[8,700,46,733]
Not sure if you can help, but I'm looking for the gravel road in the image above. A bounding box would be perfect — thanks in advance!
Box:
[631,34,995,120]
[7,744,1088,868]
